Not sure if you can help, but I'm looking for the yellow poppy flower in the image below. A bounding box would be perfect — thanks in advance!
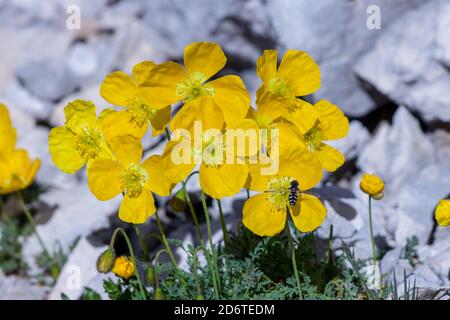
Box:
[0,148,40,195]
[160,106,250,199]
[274,100,348,172]
[87,135,174,224]
[243,160,326,236]
[0,103,17,151]
[100,61,170,138]
[360,173,384,198]
[48,100,114,174]
[112,256,135,280]
[435,199,450,227]
[142,42,250,129]
[256,49,321,133]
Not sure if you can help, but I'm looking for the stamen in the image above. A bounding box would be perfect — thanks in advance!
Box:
[176,72,215,102]
[75,127,103,160]
[127,95,156,127]
[120,163,149,199]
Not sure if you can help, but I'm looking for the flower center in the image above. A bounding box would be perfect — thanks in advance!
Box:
[267,176,293,210]
[76,127,104,160]
[127,95,156,127]
[193,133,224,167]
[120,163,148,198]
[268,77,294,99]
[176,72,215,102]
[303,121,323,151]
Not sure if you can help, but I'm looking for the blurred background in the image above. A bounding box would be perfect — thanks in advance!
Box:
[2,0,450,300]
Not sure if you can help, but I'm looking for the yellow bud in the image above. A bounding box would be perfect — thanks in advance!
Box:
[169,188,187,212]
[435,199,450,227]
[360,173,384,198]
[112,256,135,280]
[153,288,165,300]
[195,294,205,300]
[96,248,116,273]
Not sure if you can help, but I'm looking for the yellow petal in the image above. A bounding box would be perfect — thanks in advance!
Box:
[170,97,224,132]
[246,162,271,192]
[278,155,323,191]
[277,50,321,96]
[99,109,148,142]
[225,118,260,159]
[142,155,174,196]
[290,194,326,232]
[242,193,286,236]
[160,140,197,183]
[119,190,156,224]
[0,126,16,152]
[132,61,157,85]
[150,105,171,136]
[24,158,41,188]
[276,122,307,160]
[316,144,345,172]
[256,50,278,84]
[143,61,188,105]
[87,159,123,200]
[184,42,226,80]
[64,100,97,135]
[199,163,248,199]
[209,75,250,126]
[100,71,138,106]
[48,126,85,174]
[255,91,287,121]
[283,99,318,134]
[315,100,349,140]
[109,135,143,166]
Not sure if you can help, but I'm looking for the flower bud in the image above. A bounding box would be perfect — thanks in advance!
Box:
[112,256,135,280]
[145,266,156,286]
[195,294,205,300]
[360,173,384,199]
[96,248,116,273]
[153,288,165,300]
[169,188,187,212]
[435,199,450,227]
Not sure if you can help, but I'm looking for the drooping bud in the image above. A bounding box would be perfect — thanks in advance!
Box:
[96,248,116,273]
[169,188,187,212]
[145,266,156,287]
[195,294,205,300]
[153,288,165,300]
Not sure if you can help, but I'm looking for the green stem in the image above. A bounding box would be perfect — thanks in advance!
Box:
[153,249,168,289]
[182,181,203,243]
[154,211,185,285]
[217,199,228,247]
[133,224,150,261]
[368,196,377,265]
[286,222,303,300]
[110,227,147,300]
[200,190,221,297]
[17,192,51,259]
[193,247,203,296]
[164,127,171,141]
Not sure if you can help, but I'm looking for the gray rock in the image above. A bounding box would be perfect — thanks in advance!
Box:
[48,237,107,300]
[0,274,49,300]
[267,0,427,117]
[16,57,78,102]
[355,0,450,122]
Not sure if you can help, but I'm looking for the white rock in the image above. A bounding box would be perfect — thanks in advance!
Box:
[22,182,121,272]
[0,275,49,300]
[48,237,107,300]
[16,57,78,102]
[355,0,450,122]
[267,0,427,117]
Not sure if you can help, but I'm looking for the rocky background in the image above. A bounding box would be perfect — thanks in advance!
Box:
[1,0,450,300]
